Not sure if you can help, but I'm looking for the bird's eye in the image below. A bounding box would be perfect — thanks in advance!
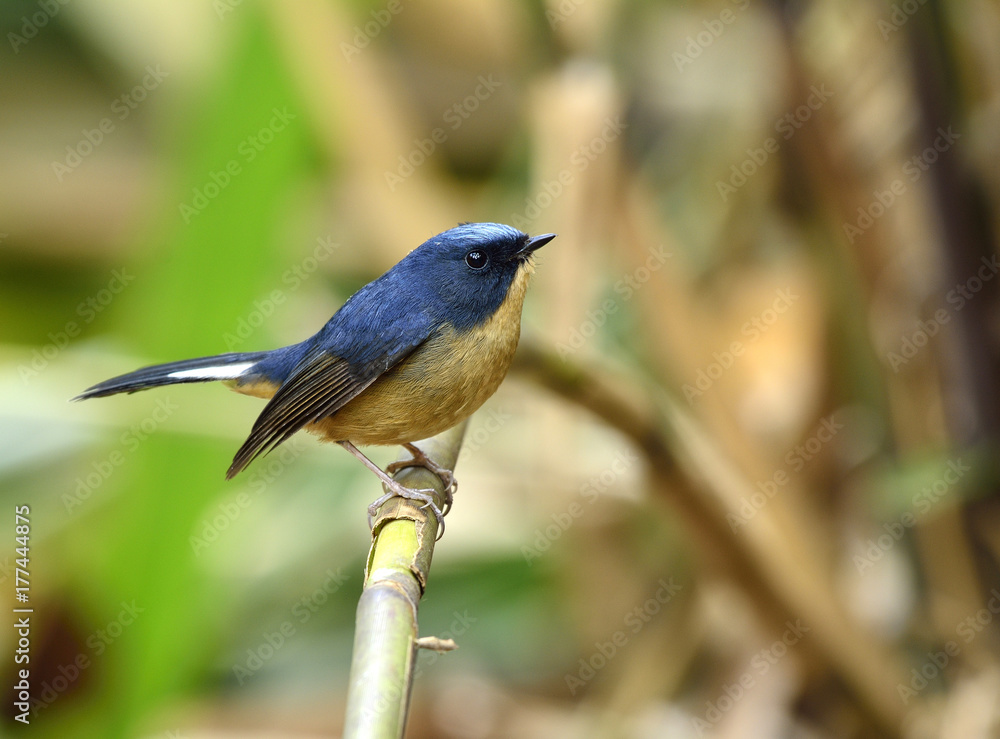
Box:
[465,250,488,269]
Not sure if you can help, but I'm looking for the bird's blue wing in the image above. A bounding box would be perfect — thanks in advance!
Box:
[227,275,436,478]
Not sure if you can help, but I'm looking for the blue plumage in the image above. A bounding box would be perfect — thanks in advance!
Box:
[246,222,531,385]
[76,222,556,525]
[314,222,529,360]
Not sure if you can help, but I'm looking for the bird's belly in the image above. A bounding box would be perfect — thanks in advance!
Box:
[308,319,520,446]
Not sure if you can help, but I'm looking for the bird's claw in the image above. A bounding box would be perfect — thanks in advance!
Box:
[386,445,457,515]
[367,479,447,539]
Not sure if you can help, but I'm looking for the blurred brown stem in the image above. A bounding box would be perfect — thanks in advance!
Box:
[514,341,908,735]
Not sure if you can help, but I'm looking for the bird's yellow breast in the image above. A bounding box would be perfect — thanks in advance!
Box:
[308,261,533,446]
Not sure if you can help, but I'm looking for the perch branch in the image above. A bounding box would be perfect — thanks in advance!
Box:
[342,422,467,739]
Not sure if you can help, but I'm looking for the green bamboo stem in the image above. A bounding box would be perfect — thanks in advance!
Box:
[342,422,467,739]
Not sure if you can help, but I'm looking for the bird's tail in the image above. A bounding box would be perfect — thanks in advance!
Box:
[73,351,273,400]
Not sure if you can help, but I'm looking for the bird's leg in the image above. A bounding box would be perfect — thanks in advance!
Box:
[338,441,446,535]
[386,442,457,515]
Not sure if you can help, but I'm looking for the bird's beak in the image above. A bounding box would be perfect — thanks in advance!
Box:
[519,233,557,257]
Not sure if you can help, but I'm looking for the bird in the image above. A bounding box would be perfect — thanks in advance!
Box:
[75,222,556,533]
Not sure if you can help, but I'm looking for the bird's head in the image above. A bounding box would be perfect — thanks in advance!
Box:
[405,223,556,330]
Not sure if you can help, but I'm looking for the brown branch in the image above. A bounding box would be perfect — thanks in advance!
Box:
[514,341,909,735]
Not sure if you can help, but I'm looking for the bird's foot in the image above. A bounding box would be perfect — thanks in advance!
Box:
[338,440,450,539]
[387,443,457,515]
[366,478,446,538]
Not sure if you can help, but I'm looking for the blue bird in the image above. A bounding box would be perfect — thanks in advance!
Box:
[75,223,556,531]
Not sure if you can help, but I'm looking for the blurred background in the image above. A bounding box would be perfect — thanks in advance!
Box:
[2,0,1000,736]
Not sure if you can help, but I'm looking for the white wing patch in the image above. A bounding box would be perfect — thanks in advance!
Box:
[168,362,255,380]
